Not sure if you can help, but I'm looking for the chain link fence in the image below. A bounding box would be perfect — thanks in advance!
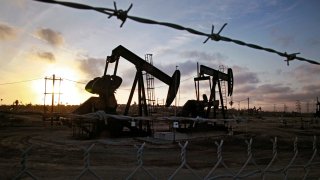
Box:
[10,136,320,180]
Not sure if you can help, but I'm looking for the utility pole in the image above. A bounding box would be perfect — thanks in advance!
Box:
[247,97,249,115]
[51,74,55,115]
[296,100,301,114]
[44,74,62,125]
[283,104,287,113]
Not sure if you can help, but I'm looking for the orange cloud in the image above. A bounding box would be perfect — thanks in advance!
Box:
[0,23,17,41]
[36,51,55,62]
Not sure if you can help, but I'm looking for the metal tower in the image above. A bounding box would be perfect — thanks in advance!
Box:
[219,65,227,109]
[144,54,156,114]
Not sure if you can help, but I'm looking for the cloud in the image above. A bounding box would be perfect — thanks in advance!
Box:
[175,50,229,76]
[177,60,198,76]
[179,50,228,63]
[35,28,64,47]
[28,49,56,63]
[302,84,320,92]
[0,23,17,41]
[266,90,319,103]
[241,83,318,106]
[233,80,292,103]
[255,84,292,94]
[78,57,105,77]
[152,33,194,57]
[154,48,177,57]
[118,67,137,87]
[232,66,260,85]
[235,85,255,94]
[290,64,320,83]
[36,51,55,62]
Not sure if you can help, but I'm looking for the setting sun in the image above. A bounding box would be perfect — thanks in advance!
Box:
[31,65,90,105]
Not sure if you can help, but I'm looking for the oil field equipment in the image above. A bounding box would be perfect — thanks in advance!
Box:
[73,45,180,138]
[316,97,320,118]
[180,64,233,119]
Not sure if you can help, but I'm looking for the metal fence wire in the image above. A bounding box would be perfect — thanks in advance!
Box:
[12,136,320,180]
[33,0,320,66]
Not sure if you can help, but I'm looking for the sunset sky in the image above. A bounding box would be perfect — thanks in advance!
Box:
[0,0,319,112]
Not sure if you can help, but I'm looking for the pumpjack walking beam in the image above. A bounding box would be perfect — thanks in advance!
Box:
[107,45,181,114]
[196,65,233,119]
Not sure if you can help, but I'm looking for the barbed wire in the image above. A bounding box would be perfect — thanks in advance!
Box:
[33,0,320,66]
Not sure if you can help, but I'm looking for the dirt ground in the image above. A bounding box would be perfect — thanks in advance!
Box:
[0,112,320,179]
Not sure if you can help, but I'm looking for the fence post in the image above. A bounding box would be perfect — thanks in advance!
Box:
[13,145,38,180]
[126,142,157,180]
[75,143,102,180]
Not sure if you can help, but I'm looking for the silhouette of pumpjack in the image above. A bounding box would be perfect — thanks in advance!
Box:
[74,45,180,137]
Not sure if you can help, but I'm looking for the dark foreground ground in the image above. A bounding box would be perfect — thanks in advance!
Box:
[0,112,320,179]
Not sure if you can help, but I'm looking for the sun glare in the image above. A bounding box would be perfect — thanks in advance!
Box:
[32,65,87,105]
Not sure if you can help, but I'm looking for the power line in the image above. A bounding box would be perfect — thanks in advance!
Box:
[63,78,87,84]
[0,77,87,86]
[0,78,42,86]
[233,98,248,102]
[118,75,195,91]
[181,76,194,82]
[34,0,320,66]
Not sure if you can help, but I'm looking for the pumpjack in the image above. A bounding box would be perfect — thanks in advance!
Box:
[178,64,233,132]
[74,45,180,137]
[179,64,233,130]
[316,97,320,118]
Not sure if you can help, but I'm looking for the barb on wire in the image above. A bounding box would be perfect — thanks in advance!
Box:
[203,23,227,43]
[108,2,132,27]
[33,0,320,66]
[284,52,300,66]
